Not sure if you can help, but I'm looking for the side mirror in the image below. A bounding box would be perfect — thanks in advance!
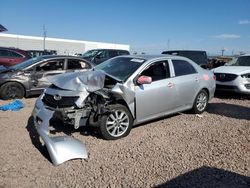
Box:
[137,75,152,85]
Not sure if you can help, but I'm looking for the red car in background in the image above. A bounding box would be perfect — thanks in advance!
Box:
[0,47,31,67]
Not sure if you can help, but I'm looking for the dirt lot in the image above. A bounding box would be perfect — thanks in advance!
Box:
[0,94,249,188]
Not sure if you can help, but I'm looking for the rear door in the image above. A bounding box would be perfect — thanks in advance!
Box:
[65,58,92,73]
[135,60,177,123]
[171,59,200,108]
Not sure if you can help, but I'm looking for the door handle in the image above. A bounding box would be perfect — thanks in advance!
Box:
[195,76,199,81]
[167,82,174,88]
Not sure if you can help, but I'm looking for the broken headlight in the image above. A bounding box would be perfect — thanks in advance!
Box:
[241,74,250,78]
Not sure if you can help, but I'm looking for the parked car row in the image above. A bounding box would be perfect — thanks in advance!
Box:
[0,47,249,101]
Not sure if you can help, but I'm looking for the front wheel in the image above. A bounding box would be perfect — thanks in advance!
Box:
[192,89,208,114]
[98,104,133,140]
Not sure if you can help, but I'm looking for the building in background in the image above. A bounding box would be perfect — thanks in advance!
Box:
[0,33,129,56]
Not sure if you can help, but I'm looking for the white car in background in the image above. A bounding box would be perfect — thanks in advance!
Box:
[213,54,250,94]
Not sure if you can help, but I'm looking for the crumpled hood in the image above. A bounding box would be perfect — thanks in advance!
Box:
[48,70,106,92]
[213,66,250,75]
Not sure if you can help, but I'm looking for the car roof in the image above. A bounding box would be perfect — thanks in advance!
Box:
[162,50,206,53]
[0,46,27,52]
[38,55,88,59]
[119,54,175,61]
[87,49,129,51]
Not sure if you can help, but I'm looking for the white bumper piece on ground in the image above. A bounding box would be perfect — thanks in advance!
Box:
[32,96,88,166]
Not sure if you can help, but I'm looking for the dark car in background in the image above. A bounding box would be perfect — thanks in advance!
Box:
[0,55,93,100]
[162,50,209,69]
[82,49,130,65]
[0,47,31,67]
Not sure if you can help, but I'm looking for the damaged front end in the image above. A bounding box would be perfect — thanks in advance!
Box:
[32,70,133,165]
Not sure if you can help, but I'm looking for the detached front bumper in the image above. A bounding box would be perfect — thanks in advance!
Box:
[32,95,88,166]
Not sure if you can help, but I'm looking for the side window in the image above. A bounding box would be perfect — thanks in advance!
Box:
[141,61,170,82]
[10,51,23,58]
[96,50,107,59]
[108,51,118,58]
[36,60,64,71]
[0,50,11,57]
[172,60,197,77]
[118,51,129,55]
[67,59,89,69]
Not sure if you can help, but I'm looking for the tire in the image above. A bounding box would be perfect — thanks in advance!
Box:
[0,82,25,100]
[192,89,208,114]
[98,104,133,140]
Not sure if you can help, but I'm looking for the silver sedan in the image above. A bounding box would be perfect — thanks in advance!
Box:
[33,55,216,141]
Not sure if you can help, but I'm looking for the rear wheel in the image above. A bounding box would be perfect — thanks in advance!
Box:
[192,89,208,114]
[98,104,133,140]
[0,82,25,100]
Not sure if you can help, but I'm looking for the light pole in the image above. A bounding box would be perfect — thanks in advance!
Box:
[43,25,47,51]
[221,48,225,56]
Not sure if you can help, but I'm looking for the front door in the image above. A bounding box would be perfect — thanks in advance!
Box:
[135,61,177,123]
[30,59,65,94]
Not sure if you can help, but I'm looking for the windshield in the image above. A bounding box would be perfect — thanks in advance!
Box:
[229,56,250,66]
[95,57,145,81]
[11,56,44,70]
[82,50,99,58]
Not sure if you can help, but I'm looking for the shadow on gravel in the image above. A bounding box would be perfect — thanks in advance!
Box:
[49,120,101,139]
[215,91,250,100]
[155,166,250,188]
[207,102,250,121]
[26,116,51,162]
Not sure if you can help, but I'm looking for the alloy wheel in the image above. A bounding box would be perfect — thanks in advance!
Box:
[106,110,129,137]
[196,92,208,112]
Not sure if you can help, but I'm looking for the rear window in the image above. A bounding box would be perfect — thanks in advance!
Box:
[118,51,130,55]
[162,51,208,65]
[172,60,197,76]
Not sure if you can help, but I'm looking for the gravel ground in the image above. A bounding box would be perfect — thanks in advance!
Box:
[0,94,249,188]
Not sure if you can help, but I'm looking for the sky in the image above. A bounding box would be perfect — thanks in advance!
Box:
[1,0,250,55]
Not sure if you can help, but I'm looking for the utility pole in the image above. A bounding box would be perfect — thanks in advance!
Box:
[221,48,225,56]
[43,25,47,51]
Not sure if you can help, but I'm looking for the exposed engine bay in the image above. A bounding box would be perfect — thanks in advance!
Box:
[40,71,127,129]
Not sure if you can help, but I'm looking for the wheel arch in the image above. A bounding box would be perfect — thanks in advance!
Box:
[201,87,209,99]
[110,93,135,119]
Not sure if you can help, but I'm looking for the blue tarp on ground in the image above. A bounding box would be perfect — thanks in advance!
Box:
[0,100,24,111]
